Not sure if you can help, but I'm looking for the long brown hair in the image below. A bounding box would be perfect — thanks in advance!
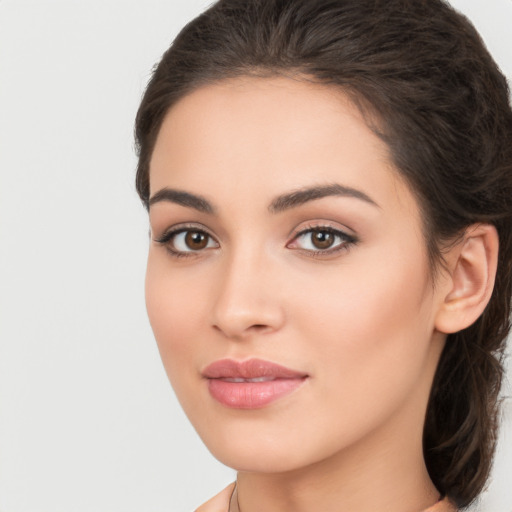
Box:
[134,0,512,507]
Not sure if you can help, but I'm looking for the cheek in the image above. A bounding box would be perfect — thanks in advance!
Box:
[292,242,435,407]
[145,252,209,382]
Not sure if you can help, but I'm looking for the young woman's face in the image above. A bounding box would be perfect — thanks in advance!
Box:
[146,77,448,473]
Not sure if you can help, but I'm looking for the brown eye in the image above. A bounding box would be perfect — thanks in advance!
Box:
[185,231,209,250]
[288,226,356,254]
[159,229,219,254]
[311,230,335,249]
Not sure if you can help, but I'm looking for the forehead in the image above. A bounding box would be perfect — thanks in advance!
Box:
[149,76,418,220]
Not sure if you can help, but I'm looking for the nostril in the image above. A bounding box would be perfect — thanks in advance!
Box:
[248,324,273,334]
[212,321,274,339]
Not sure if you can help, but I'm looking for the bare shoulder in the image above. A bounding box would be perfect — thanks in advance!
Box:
[194,483,236,512]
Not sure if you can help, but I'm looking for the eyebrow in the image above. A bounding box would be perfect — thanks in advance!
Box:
[148,183,379,214]
[149,188,215,214]
[268,183,379,213]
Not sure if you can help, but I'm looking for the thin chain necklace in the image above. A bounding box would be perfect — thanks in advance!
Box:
[228,481,240,512]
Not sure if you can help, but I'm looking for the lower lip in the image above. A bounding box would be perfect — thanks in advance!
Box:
[207,378,306,409]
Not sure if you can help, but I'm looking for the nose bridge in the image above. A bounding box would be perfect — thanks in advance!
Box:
[211,241,284,338]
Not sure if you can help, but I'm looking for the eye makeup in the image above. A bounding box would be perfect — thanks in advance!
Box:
[154,220,358,260]
[287,224,358,258]
[153,223,219,258]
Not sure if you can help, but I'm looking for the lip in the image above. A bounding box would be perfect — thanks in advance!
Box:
[202,358,308,409]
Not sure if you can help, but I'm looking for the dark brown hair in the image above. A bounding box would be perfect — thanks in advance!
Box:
[135,0,512,507]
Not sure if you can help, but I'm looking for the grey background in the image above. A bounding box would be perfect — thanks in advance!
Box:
[0,1,510,511]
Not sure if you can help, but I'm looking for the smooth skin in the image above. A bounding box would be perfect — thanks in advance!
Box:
[145,77,498,512]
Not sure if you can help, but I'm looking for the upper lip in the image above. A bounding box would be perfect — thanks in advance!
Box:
[202,358,308,380]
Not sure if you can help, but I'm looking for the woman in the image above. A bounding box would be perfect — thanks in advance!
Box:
[134,0,512,511]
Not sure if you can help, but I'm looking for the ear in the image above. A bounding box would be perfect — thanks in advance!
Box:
[435,224,499,334]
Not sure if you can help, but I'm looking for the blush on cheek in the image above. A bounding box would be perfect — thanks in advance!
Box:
[146,267,210,370]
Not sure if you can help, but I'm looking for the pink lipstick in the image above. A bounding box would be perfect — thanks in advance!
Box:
[202,358,308,409]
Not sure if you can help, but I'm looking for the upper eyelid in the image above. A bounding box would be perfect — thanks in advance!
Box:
[290,222,355,239]
[153,223,217,241]
[290,227,354,244]
[296,226,346,235]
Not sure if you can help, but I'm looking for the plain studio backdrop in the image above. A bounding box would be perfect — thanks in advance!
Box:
[0,1,511,511]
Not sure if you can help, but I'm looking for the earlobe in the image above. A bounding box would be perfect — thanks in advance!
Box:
[435,224,499,334]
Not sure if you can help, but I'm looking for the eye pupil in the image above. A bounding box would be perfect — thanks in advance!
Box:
[312,230,334,249]
[185,231,208,250]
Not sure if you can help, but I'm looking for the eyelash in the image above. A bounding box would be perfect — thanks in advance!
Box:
[154,224,218,258]
[154,224,357,258]
[287,225,358,257]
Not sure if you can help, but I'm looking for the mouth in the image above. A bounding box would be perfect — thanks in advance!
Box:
[222,377,278,383]
[202,358,308,409]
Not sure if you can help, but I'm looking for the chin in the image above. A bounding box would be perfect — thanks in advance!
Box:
[193,417,347,475]
[209,443,309,474]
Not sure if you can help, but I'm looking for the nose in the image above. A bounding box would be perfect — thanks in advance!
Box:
[210,250,285,340]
